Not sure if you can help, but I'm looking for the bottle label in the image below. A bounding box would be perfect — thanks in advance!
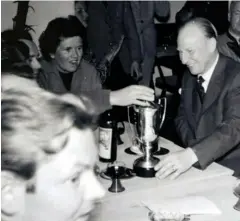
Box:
[99,127,112,159]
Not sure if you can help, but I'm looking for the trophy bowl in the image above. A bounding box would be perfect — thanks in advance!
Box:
[129,98,167,178]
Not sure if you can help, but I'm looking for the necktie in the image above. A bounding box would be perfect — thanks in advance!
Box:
[192,76,204,126]
[197,76,205,103]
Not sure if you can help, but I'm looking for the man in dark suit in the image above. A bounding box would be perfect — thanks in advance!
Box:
[218,1,240,63]
[87,1,123,65]
[87,1,170,87]
[126,1,170,86]
[155,18,240,179]
[86,1,139,91]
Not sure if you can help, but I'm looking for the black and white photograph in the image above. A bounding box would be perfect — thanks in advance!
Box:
[1,1,240,221]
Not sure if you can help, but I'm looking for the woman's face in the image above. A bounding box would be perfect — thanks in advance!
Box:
[53,36,83,73]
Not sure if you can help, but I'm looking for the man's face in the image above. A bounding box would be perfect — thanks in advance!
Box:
[75,1,88,27]
[230,2,240,36]
[23,127,105,221]
[53,36,83,73]
[177,24,213,75]
[19,39,41,74]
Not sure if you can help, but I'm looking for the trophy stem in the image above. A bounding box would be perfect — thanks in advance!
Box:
[133,142,160,178]
[144,142,152,161]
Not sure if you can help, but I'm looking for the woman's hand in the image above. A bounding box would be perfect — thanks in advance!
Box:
[110,85,154,106]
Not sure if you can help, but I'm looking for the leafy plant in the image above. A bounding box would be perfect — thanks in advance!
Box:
[12,1,36,33]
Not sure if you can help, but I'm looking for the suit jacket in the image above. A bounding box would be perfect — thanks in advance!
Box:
[87,1,142,76]
[217,32,240,63]
[39,59,111,114]
[129,1,170,85]
[175,55,240,172]
[130,1,169,58]
[87,1,124,64]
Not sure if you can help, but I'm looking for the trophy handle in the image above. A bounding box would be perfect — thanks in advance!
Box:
[127,106,138,142]
[133,105,139,113]
[158,97,167,130]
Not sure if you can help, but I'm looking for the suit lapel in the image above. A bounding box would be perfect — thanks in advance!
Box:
[130,1,140,30]
[201,55,226,115]
[184,71,198,132]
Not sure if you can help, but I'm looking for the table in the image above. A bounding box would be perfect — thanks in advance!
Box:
[93,123,239,221]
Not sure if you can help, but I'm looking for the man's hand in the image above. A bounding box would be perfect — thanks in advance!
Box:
[110,85,154,106]
[154,148,198,180]
[131,61,142,82]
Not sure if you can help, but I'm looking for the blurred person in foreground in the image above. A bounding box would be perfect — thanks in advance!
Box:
[38,15,154,115]
[217,1,240,63]
[154,18,240,179]
[1,74,105,221]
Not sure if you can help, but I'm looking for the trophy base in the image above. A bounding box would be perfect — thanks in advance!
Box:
[133,156,160,178]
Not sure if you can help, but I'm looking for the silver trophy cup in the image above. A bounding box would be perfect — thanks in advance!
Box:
[129,98,167,177]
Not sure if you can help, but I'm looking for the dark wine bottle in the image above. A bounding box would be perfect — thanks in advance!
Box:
[99,110,117,162]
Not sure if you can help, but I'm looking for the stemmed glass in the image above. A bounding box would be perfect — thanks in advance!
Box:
[107,161,126,193]
[233,179,240,197]
[233,179,240,211]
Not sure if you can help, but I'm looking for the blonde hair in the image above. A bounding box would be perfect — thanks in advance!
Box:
[2,75,97,179]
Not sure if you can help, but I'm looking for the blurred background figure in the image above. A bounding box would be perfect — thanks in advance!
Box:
[2,29,41,80]
[175,1,228,34]
[83,1,125,86]
[86,1,170,88]
[218,1,240,63]
[74,1,88,28]
[2,74,105,221]
[74,1,124,85]
[125,1,170,87]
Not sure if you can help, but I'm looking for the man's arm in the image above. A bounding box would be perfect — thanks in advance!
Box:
[192,73,240,169]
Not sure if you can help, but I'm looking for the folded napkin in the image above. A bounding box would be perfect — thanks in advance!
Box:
[142,196,221,216]
[148,210,188,221]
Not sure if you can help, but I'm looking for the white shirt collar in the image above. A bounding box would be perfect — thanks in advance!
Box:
[198,53,219,92]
